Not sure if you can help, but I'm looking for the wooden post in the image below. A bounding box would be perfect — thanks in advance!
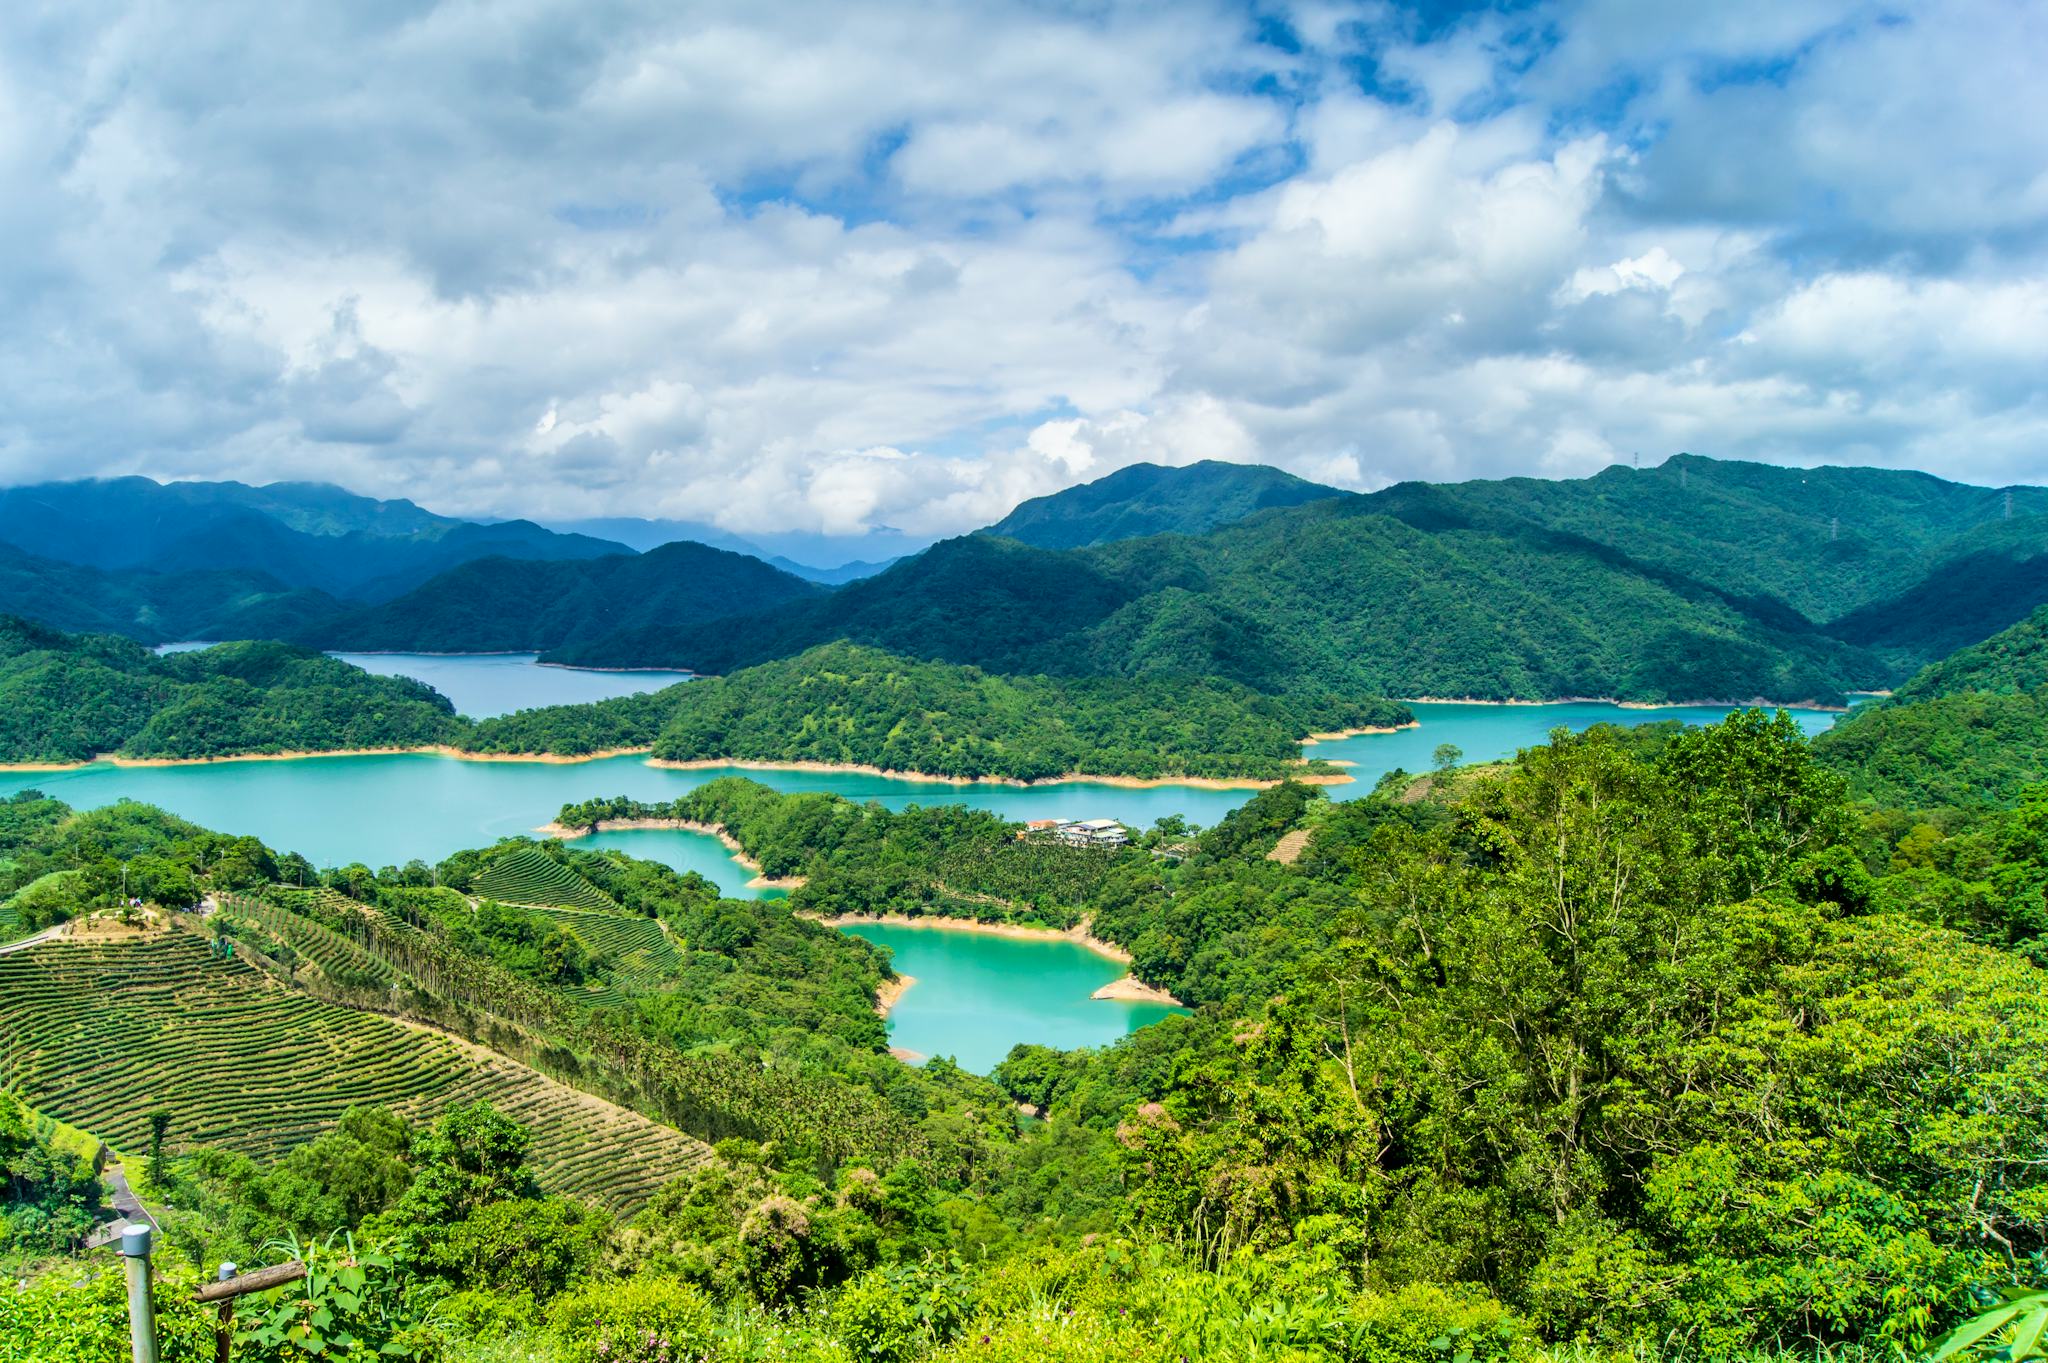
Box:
[193,1259,309,1362]
[116,1222,158,1363]
[213,1263,236,1363]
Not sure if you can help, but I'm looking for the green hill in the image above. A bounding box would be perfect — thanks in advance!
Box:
[0,476,632,602]
[0,542,342,644]
[1814,605,2048,808]
[0,933,711,1211]
[552,507,1887,704]
[984,460,1343,549]
[301,540,820,653]
[1364,453,2048,626]
[0,617,462,764]
[474,846,620,912]
[474,640,1406,781]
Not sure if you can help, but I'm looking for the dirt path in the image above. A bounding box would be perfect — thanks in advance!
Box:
[0,925,64,955]
[1267,828,1313,864]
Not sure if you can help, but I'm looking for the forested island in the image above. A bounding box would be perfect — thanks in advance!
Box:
[472,642,1410,780]
[0,619,1403,783]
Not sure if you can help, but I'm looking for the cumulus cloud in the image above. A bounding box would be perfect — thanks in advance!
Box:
[0,0,2042,539]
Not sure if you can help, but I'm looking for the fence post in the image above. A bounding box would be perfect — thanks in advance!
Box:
[117,1222,159,1363]
[214,1262,238,1363]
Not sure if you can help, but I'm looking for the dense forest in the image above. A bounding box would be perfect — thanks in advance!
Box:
[0,624,1400,779]
[301,541,819,653]
[1814,603,2048,809]
[10,705,2048,1361]
[985,459,1342,549]
[471,641,1407,780]
[0,617,462,764]
[548,508,1890,704]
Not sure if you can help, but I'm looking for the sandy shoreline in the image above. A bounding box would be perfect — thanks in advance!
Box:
[1301,722,1418,744]
[874,974,917,1016]
[1401,695,1849,712]
[649,755,1349,790]
[1090,975,1182,1004]
[0,745,656,773]
[537,818,805,890]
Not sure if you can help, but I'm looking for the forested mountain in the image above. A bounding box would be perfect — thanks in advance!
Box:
[0,477,632,601]
[983,459,1343,548]
[553,509,1887,704]
[0,617,461,763]
[1815,604,2048,808]
[1823,549,2048,667]
[0,542,342,643]
[300,541,821,653]
[1361,453,2048,628]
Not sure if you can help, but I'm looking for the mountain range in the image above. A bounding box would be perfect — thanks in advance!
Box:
[2,457,2045,704]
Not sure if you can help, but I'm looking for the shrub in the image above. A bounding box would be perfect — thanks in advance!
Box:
[545,1276,715,1361]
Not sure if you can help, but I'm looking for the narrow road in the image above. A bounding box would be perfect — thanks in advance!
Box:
[0,925,62,955]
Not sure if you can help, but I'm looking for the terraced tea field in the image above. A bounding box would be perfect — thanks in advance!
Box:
[525,904,681,1007]
[219,893,405,991]
[0,902,23,944]
[0,933,712,1211]
[475,847,618,912]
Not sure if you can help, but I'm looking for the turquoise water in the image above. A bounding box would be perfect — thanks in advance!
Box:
[839,922,1184,1074]
[329,653,692,719]
[0,651,1844,1066]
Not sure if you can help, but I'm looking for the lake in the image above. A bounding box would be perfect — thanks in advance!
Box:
[838,921,1185,1074]
[2,652,1844,1066]
[329,653,693,719]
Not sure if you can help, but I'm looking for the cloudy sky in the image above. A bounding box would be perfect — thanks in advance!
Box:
[1,0,2043,544]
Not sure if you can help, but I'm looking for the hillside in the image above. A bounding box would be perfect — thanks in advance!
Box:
[472,640,1407,780]
[1826,551,2048,670]
[0,617,461,764]
[301,540,821,653]
[1363,453,2048,627]
[1814,605,2048,807]
[553,509,1888,704]
[0,933,711,1211]
[0,541,343,643]
[984,459,1343,549]
[0,477,632,602]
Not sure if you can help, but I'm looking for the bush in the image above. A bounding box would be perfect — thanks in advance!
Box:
[545,1276,715,1361]
[0,1262,214,1363]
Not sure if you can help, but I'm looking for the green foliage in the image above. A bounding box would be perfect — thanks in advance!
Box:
[0,1259,215,1362]
[0,618,463,763]
[985,459,1341,550]
[481,642,1403,781]
[235,1232,431,1359]
[544,1275,717,1360]
[1930,1286,2048,1361]
[547,475,1894,704]
[304,540,820,655]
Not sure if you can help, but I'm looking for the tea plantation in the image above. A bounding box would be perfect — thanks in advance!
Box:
[473,845,618,911]
[0,933,712,1212]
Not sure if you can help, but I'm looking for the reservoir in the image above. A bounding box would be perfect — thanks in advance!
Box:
[0,653,1842,1068]
[838,921,1186,1074]
[329,652,692,719]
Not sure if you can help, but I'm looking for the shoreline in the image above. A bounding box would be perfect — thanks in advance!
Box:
[815,911,1189,1008]
[874,974,917,1016]
[0,744,657,773]
[537,818,806,890]
[648,755,1351,790]
[1400,695,1850,712]
[1301,722,1419,745]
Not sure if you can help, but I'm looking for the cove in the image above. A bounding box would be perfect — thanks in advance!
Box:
[0,701,1840,878]
[837,921,1185,1074]
[329,652,692,719]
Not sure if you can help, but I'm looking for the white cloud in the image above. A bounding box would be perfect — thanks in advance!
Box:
[0,0,2044,540]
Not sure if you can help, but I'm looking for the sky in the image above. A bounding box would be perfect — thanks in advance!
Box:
[1,0,2043,546]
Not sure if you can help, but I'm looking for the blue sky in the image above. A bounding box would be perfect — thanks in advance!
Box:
[0,0,2042,544]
